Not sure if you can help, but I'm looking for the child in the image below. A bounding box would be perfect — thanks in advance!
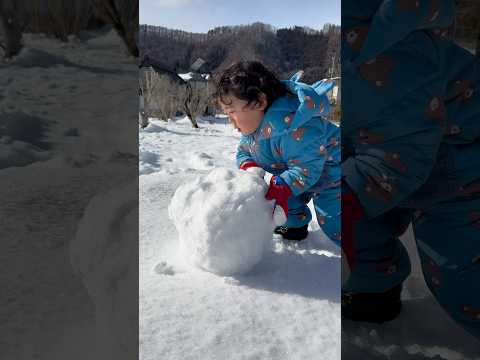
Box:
[342,0,480,339]
[214,61,341,243]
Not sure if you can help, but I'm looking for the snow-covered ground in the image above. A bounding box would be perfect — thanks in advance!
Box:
[1,27,138,359]
[4,22,477,359]
[342,226,480,359]
[140,117,479,359]
[140,117,341,359]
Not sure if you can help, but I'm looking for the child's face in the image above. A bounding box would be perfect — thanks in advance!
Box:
[219,94,267,135]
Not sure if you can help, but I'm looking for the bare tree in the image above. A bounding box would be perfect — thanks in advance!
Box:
[92,0,138,57]
[1,0,140,59]
[181,80,212,128]
[140,68,160,120]
[477,32,480,58]
[155,76,183,121]
[0,1,24,59]
[139,87,149,128]
[45,0,92,41]
[141,69,183,122]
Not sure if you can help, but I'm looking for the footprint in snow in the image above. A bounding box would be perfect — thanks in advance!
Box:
[154,261,175,276]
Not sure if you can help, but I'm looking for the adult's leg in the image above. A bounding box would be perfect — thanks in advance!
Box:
[342,183,412,293]
[412,192,480,340]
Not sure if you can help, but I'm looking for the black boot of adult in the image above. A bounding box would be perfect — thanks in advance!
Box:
[342,284,403,324]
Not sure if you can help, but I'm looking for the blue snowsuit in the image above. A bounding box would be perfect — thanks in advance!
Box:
[236,75,341,244]
[343,0,480,338]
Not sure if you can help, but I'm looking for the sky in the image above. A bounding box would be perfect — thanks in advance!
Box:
[140,0,340,32]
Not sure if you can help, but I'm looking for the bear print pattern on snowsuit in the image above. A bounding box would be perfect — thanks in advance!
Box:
[236,76,341,243]
[342,0,480,339]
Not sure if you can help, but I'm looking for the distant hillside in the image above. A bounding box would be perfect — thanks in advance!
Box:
[139,22,340,84]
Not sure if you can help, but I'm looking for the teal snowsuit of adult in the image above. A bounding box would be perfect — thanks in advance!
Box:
[342,0,480,339]
[236,74,341,244]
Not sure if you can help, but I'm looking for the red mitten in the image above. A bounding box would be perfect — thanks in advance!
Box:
[239,161,265,178]
[239,160,259,171]
[265,176,292,225]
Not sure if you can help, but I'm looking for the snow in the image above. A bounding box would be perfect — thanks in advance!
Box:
[3,22,476,359]
[342,226,480,359]
[0,27,137,168]
[140,117,341,359]
[139,115,233,176]
[178,72,211,81]
[1,27,138,359]
[140,117,479,359]
[0,137,51,168]
[178,72,194,81]
[70,180,138,360]
[169,167,274,275]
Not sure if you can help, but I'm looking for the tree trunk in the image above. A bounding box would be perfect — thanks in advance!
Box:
[139,112,149,128]
[92,0,139,57]
[184,105,199,128]
[0,7,23,59]
[188,115,199,128]
[476,28,480,58]
[182,83,199,128]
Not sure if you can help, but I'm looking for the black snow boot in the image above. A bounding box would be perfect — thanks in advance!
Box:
[342,284,403,324]
[274,224,309,241]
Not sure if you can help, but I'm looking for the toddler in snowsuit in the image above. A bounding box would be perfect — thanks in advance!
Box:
[214,61,341,243]
[342,0,480,339]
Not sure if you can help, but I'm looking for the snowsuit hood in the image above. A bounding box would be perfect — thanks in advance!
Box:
[253,71,335,139]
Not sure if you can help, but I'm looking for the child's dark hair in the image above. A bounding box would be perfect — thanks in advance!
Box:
[214,61,288,111]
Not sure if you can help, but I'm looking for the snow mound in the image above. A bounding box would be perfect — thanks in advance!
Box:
[70,180,138,359]
[168,167,275,275]
[0,138,51,169]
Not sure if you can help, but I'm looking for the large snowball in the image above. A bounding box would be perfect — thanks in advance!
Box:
[168,168,275,275]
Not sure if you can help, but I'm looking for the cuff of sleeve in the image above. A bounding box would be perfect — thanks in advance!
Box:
[239,161,259,171]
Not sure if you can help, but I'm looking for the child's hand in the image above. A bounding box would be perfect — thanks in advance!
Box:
[239,161,265,178]
[265,176,292,226]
